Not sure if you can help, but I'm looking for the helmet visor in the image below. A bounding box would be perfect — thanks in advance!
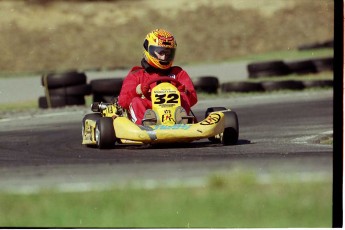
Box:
[148,46,176,62]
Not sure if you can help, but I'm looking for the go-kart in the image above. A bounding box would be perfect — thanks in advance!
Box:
[82,77,239,149]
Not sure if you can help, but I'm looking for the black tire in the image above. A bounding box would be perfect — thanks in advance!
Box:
[205,107,227,118]
[48,84,91,96]
[221,127,239,145]
[261,80,305,91]
[90,78,123,95]
[247,60,291,78]
[193,76,219,94]
[302,80,333,88]
[92,94,115,103]
[285,60,318,75]
[312,57,333,72]
[41,71,87,89]
[221,111,239,145]
[38,95,85,109]
[82,113,102,127]
[221,82,264,93]
[205,107,227,143]
[95,117,116,149]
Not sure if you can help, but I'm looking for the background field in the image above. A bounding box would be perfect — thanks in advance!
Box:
[0,0,334,73]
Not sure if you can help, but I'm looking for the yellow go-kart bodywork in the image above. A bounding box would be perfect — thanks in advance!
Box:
[82,80,239,148]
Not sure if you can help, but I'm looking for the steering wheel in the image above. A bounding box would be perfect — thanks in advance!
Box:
[141,77,182,99]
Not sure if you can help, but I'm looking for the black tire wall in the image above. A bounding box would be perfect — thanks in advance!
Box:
[39,71,89,109]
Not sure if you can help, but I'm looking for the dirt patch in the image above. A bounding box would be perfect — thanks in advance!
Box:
[0,0,333,72]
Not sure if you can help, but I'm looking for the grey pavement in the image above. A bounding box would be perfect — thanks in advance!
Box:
[0,61,249,104]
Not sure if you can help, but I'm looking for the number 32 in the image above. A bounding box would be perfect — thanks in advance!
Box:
[154,93,179,104]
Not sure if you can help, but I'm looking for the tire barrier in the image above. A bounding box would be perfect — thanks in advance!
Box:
[221,82,264,93]
[38,59,332,108]
[302,80,333,89]
[193,76,219,94]
[285,60,318,75]
[221,79,332,93]
[40,71,89,109]
[247,60,291,78]
[90,78,123,103]
[261,80,305,91]
[47,84,91,96]
[38,95,85,109]
[41,71,87,88]
[311,57,333,72]
[247,56,333,78]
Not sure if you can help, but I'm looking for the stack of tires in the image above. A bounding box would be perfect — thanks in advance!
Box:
[193,76,219,94]
[39,71,91,109]
[221,82,264,93]
[90,78,123,103]
[247,57,333,79]
[247,60,291,78]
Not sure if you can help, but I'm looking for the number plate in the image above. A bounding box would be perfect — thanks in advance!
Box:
[151,82,181,125]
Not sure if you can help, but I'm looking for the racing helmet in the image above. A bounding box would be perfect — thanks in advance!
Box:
[143,29,177,69]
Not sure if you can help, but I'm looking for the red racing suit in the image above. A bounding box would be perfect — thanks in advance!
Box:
[118,64,198,125]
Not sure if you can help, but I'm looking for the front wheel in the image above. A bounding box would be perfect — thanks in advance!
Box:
[205,107,227,143]
[221,127,238,145]
[221,111,239,145]
[95,117,116,149]
[206,109,239,145]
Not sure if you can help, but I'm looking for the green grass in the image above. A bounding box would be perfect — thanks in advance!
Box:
[0,172,332,228]
[0,100,37,112]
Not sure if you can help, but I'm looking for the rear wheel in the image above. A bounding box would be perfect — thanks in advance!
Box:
[82,113,102,147]
[95,117,116,149]
[82,113,102,136]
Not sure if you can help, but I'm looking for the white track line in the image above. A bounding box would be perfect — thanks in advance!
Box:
[292,130,333,144]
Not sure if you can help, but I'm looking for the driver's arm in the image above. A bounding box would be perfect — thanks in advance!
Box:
[176,69,198,107]
[118,71,140,110]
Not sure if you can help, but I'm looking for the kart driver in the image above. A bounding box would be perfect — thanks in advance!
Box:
[118,29,198,125]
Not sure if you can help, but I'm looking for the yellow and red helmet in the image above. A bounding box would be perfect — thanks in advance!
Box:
[143,29,177,70]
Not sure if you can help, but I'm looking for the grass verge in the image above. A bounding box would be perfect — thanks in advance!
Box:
[0,171,332,228]
[0,100,38,113]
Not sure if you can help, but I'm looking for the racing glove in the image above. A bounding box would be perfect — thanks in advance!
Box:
[136,84,143,95]
[140,83,151,99]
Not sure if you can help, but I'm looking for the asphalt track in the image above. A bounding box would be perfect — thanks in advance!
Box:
[0,90,333,193]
